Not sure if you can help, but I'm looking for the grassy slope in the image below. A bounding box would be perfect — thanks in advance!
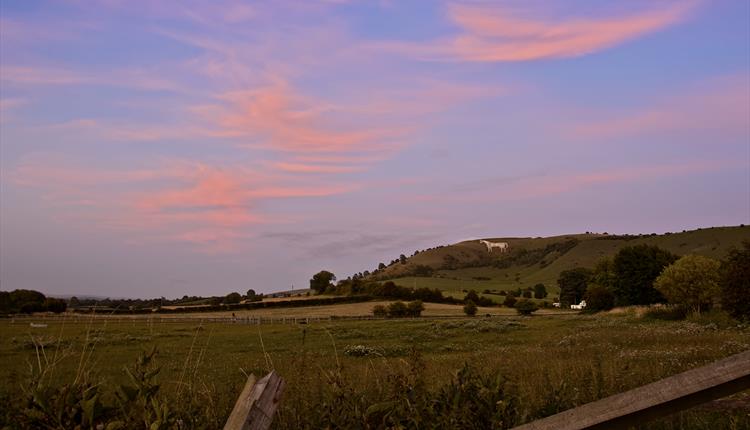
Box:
[376,226,750,298]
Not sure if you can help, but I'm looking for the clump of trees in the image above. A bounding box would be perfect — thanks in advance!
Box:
[610,245,677,306]
[372,301,424,318]
[310,270,336,294]
[0,289,67,314]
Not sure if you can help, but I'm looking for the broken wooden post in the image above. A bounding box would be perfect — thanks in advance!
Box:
[512,349,750,430]
[224,371,286,430]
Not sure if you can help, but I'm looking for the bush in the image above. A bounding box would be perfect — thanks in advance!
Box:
[583,285,615,313]
[522,290,532,298]
[514,299,538,316]
[387,301,409,318]
[406,300,425,317]
[533,283,547,299]
[643,306,687,321]
[372,305,387,317]
[463,300,478,316]
[502,295,517,308]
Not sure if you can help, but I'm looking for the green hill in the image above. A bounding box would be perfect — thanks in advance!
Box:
[371,226,750,300]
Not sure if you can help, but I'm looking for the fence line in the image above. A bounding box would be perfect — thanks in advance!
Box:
[3,312,577,326]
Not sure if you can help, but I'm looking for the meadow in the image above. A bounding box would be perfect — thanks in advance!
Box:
[1,306,748,429]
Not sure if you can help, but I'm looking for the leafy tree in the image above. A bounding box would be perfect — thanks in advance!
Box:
[0,291,11,313]
[464,290,480,303]
[514,299,538,316]
[592,258,616,289]
[583,285,615,312]
[654,255,721,314]
[246,289,256,299]
[407,300,425,317]
[44,298,67,313]
[533,283,547,299]
[310,270,336,294]
[378,262,386,270]
[720,241,750,321]
[522,290,532,298]
[612,245,677,306]
[502,295,517,308]
[463,300,478,316]
[557,268,592,307]
[399,254,407,264]
[372,305,387,317]
[224,292,242,304]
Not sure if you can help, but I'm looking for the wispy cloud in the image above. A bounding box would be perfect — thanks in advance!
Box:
[569,75,750,140]
[380,1,697,62]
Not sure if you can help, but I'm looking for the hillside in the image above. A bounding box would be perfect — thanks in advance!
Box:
[370,226,750,300]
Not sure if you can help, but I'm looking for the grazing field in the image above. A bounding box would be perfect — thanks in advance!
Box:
[1,310,748,429]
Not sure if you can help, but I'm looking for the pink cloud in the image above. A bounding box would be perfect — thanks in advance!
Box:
[9,155,358,252]
[381,1,696,62]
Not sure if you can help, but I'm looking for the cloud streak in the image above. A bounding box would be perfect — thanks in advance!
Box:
[381,1,696,62]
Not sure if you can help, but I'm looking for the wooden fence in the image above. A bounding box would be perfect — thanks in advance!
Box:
[511,349,750,429]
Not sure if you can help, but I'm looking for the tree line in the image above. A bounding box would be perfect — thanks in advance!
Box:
[556,241,750,320]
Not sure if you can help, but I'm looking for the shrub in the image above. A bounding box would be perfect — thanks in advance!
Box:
[514,299,538,316]
[502,295,517,308]
[463,300,478,316]
[643,306,687,321]
[522,290,532,298]
[533,283,547,299]
[387,301,409,318]
[372,305,387,317]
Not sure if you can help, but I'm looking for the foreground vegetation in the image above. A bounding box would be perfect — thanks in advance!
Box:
[1,310,748,429]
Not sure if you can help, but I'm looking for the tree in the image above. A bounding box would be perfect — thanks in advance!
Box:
[44,297,67,313]
[557,268,592,307]
[514,299,538,316]
[583,285,615,312]
[533,283,547,299]
[502,295,517,308]
[378,262,386,270]
[654,255,721,314]
[720,241,750,321]
[612,245,677,306]
[464,290,480,303]
[224,292,242,304]
[463,300,478,316]
[407,300,425,317]
[310,270,336,295]
[522,290,532,298]
[592,258,616,289]
[399,254,407,264]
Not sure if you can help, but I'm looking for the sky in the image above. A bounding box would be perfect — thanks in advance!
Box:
[1,0,748,298]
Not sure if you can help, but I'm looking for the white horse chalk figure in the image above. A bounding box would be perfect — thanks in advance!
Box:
[479,240,509,253]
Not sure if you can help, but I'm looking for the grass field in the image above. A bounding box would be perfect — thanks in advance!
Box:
[1,308,748,429]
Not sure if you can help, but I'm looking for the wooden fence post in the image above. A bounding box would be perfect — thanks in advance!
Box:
[224,371,286,430]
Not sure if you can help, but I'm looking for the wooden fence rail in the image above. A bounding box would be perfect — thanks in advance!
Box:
[511,349,750,430]
[224,371,286,430]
